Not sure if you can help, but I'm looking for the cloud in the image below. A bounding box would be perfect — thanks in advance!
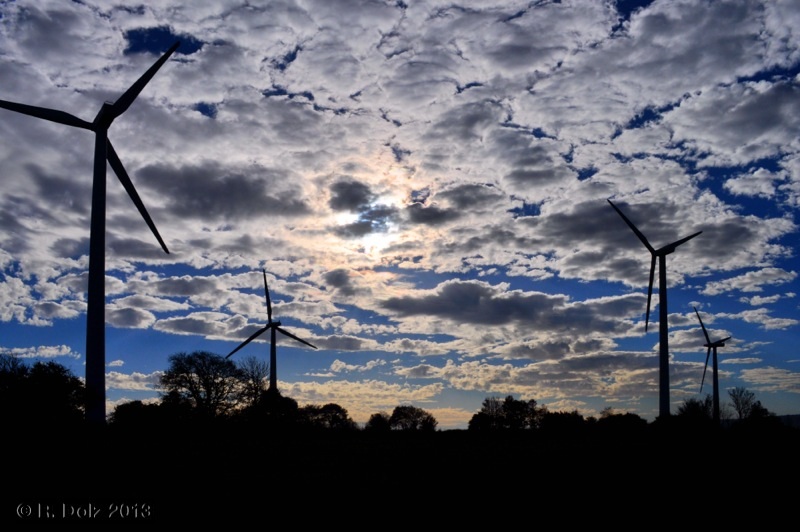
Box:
[106,370,163,391]
[703,268,798,295]
[739,366,800,394]
[1,0,799,424]
[137,162,312,222]
[0,345,80,359]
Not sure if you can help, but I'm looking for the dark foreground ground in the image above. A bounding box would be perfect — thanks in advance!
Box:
[3,420,798,527]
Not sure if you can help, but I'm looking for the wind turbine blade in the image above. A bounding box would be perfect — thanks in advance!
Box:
[694,307,711,344]
[263,269,273,323]
[669,231,703,250]
[109,41,180,119]
[0,99,93,130]
[226,326,270,359]
[276,327,318,350]
[719,336,731,344]
[700,346,711,393]
[607,199,655,253]
[645,255,656,332]
[106,141,169,254]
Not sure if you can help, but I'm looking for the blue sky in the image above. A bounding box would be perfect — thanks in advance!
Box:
[0,0,798,429]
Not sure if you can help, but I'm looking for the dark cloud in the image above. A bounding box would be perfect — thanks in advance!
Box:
[381,279,644,336]
[426,100,505,143]
[317,335,369,351]
[323,269,359,297]
[405,203,461,226]
[50,237,89,260]
[137,163,311,221]
[329,179,374,211]
[142,276,220,297]
[185,233,289,256]
[32,166,91,216]
[504,341,572,361]
[437,182,505,210]
[107,236,170,260]
[333,220,374,238]
[154,316,219,336]
[435,224,539,255]
[107,307,154,328]
[382,279,567,325]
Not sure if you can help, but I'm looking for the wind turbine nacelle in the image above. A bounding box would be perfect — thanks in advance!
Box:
[93,103,116,129]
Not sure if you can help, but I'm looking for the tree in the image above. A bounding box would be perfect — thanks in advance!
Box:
[468,395,542,430]
[300,403,358,431]
[241,389,301,428]
[159,351,245,419]
[676,396,713,420]
[109,400,163,427]
[595,411,648,432]
[728,387,757,420]
[468,397,503,430]
[0,355,85,427]
[237,356,269,409]
[365,411,391,432]
[389,405,438,431]
[504,396,541,429]
[539,410,586,434]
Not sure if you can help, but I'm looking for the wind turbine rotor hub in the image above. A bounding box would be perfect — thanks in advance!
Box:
[93,103,115,129]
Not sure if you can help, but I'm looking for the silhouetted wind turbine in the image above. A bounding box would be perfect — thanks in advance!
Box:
[0,42,180,424]
[227,270,318,393]
[694,306,731,426]
[607,199,702,419]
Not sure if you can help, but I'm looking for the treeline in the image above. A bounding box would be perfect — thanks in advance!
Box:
[4,352,796,525]
[111,351,439,432]
[0,351,793,436]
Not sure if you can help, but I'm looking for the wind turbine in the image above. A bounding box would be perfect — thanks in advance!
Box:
[227,270,318,394]
[607,199,702,419]
[693,307,731,425]
[0,42,180,424]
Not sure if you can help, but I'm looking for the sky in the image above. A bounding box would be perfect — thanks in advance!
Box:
[0,0,798,430]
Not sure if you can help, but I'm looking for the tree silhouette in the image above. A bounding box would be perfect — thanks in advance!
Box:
[365,411,392,432]
[389,405,438,431]
[109,399,163,427]
[243,389,301,428]
[0,355,84,427]
[595,411,648,433]
[237,355,269,409]
[468,395,542,430]
[299,403,358,431]
[159,351,245,419]
[728,387,758,420]
[539,410,586,435]
[676,395,713,419]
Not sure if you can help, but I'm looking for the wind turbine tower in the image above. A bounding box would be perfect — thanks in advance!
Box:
[607,199,702,419]
[0,42,180,423]
[694,307,731,425]
[227,270,318,393]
